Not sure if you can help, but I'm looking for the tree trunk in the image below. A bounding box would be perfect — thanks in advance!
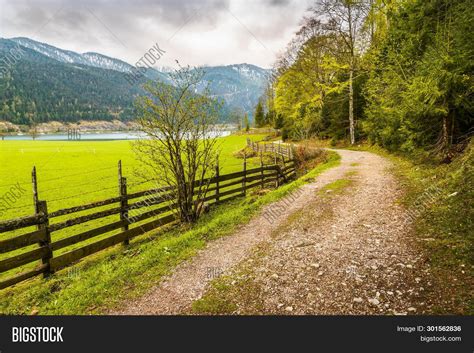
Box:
[349,65,355,145]
[441,115,449,150]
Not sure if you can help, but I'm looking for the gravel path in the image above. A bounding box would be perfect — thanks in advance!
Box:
[112,149,430,315]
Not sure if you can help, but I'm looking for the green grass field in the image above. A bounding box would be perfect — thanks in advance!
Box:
[0,134,267,283]
[0,134,265,221]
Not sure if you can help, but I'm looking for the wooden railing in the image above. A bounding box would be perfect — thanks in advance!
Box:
[247,138,295,159]
[0,157,296,290]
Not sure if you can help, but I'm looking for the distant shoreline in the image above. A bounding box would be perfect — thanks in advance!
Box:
[0,120,137,135]
[0,120,238,137]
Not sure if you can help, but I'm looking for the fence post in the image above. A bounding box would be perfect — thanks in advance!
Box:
[215,157,220,204]
[276,167,281,188]
[32,166,39,212]
[36,200,52,277]
[260,151,264,189]
[242,154,247,196]
[274,151,279,188]
[32,167,52,276]
[118,160,129,245]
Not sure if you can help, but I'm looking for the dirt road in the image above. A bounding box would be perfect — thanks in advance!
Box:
[112,149,431,315]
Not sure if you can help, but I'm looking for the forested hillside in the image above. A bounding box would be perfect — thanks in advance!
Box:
[266,0,473,155]
[0,39,143,125]
[0,38,269,127]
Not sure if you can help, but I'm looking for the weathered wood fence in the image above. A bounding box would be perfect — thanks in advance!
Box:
[247,138,295,159]
[0,154,296,290]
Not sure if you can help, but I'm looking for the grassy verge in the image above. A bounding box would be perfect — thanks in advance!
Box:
[0,151,340,314]
[349,142,473,314]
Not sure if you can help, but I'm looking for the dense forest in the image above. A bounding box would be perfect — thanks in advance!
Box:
[0,39,143,125]
[261,0,473,155]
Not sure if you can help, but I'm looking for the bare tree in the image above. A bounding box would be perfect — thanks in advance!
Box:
[229,106,245,130]
[29,121,39,140]
[311,0,369,144]
[133,65,221,223]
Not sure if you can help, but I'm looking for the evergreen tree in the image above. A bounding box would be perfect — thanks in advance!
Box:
[363,0,473,153]
[244,113,250,132]
[273,113,284,130]
[254,100,265,127]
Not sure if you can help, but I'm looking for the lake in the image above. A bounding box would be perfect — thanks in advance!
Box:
[2,130,233,141]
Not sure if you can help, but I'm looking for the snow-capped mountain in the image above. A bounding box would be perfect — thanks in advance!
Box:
[81,52,134,73]
[11,37,88,65]
[11,37,135,73]
[192,64,271,117]
[3,37,270,121]
[229,63,270,82]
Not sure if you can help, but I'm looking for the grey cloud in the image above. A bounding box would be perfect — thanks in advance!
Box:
[268,0,291,6]
[1,0,312,68]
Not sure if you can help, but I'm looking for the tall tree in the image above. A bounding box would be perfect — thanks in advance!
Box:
[229,106,245,130]
[263,81,277,126]
[254,100,265,127]
[243,113,250,132]
[29,116,38,140]
[273,20,346,140]
[311,0,369,144]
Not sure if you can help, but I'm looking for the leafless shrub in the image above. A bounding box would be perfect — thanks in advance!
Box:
[133,65,221,223]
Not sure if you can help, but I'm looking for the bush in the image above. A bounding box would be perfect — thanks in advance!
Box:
[294,145,325,162]
[233,146,257,159]
[293,145,328,174]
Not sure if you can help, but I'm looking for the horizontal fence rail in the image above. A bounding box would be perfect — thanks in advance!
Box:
[246,138,295,159]
[0,151,297,290]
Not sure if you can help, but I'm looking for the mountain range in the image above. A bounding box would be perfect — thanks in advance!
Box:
[0,37,270,126]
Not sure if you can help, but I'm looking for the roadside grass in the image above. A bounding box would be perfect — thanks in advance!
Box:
[0,151,340,314]
[324,171,357,196]
[348,142,473,314]
[317,178,354,196]
[191,267,265,315]
[344,170,358,177]
[190,279,240,314]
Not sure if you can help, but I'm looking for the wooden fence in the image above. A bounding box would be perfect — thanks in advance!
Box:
[0,155,296,290]
[247,138,295,159]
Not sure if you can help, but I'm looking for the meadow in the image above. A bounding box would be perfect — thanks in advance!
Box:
[0,134,266,221]
[0,134,268,284]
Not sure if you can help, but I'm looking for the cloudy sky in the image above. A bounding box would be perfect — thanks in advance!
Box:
[0,0,313,69]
